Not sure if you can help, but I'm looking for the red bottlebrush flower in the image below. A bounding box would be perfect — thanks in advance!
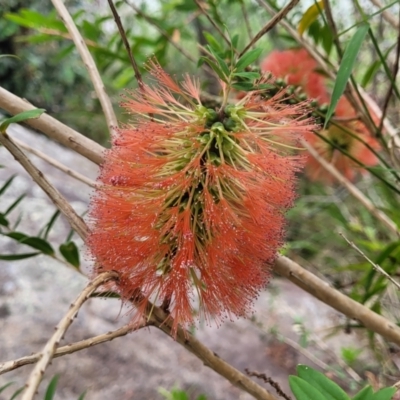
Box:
[304,97,381,182]
[261,48,329,103]
[87,61,315,334]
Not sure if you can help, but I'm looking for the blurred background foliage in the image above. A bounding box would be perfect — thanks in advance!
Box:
[1,0,400,394]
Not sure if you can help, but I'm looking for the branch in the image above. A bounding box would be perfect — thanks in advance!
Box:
[146,304,278,400]
[13,137,98,188]
[123,0,197,64]
[0,324,133,375]
[256,0,400,157]
[0,86,104,165]
[0,131,89,239]
[340,232,400,290]
[302,139,399,236]
[21,271,119,400]
[239,0,300,57]
[368,0,399,29]
[274,255,400,346]
[51,0,118,133]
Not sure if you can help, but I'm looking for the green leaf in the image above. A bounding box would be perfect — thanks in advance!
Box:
[44,375,59,400]
[77,391,86,400]
[324,23,369,128]
[203,32,223,53]
[0,109,46,133]
[4,232,54,255]
[207,46,230,78]
[0,213,9,227]
[9,387,24,400]
[297,365,350,400]
[0,175,16,196]
[298,1,324,35]
[0,252,40,261]
[231,82,256,91]
[233,71,260,80]
[199,57,227,82]
[353,385,373,400]
[5,194,26,216]
[352,385,396,400]
[0,382,14,393]
[235,48,262,72]
[42,210,61,240]
[289,376,327,400]
[372,387,397,400]
[59,241,80,268]
[0,54,20,60]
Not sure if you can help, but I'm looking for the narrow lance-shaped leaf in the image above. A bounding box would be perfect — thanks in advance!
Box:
[44,375,60,400]
[0,109,46,133]
[298,1,325,35]
[235,48,262,72]
[0,252,40,261]
[4,232,54,255]
[324,23,369,128]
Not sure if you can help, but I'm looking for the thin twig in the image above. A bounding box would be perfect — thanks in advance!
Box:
[0,131,89,239]
[256,0,400,158]
[339,232,400,290]
[368,0,399,29]
[107,0,145,91]
[245,369,292,400]
[194,0,233,50]
[274,255,400,346]
[51,0,118,133]
[240,0,254,43]
[123,0,197,64]
[378,4,400,132]
[12,137,98,188]
[21,271,119,400]
[0,324,133,375]
[146,304,277,400]
[0,86,104,165]
[322,0,343,59]
[302,139,399,236]
[239,0,300,57]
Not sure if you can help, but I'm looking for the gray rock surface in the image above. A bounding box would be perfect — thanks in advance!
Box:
[0,124,368,400]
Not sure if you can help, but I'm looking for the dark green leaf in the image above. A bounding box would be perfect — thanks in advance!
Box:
[90,291,120,298]
[231,82,256,91]
[0,213,9,227]
[0,109,46,132]
[296,365,350,400]
[77,391,86,400]
[289,376,327,400]
[233,72,260,80]
[0,382,14,393]
[44,375,59,400]
[235,48,262,72]
[9,387,24,400]
[0,175,16,196]
[0,252,40,261]
[324,23,369,128]
[42,210,61,240]
[4,232,54,255]
[199,57,227,82]
[203,32,223,53]
[207,46,230,78]
[59,241,80,268]
[5,194,26,216]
